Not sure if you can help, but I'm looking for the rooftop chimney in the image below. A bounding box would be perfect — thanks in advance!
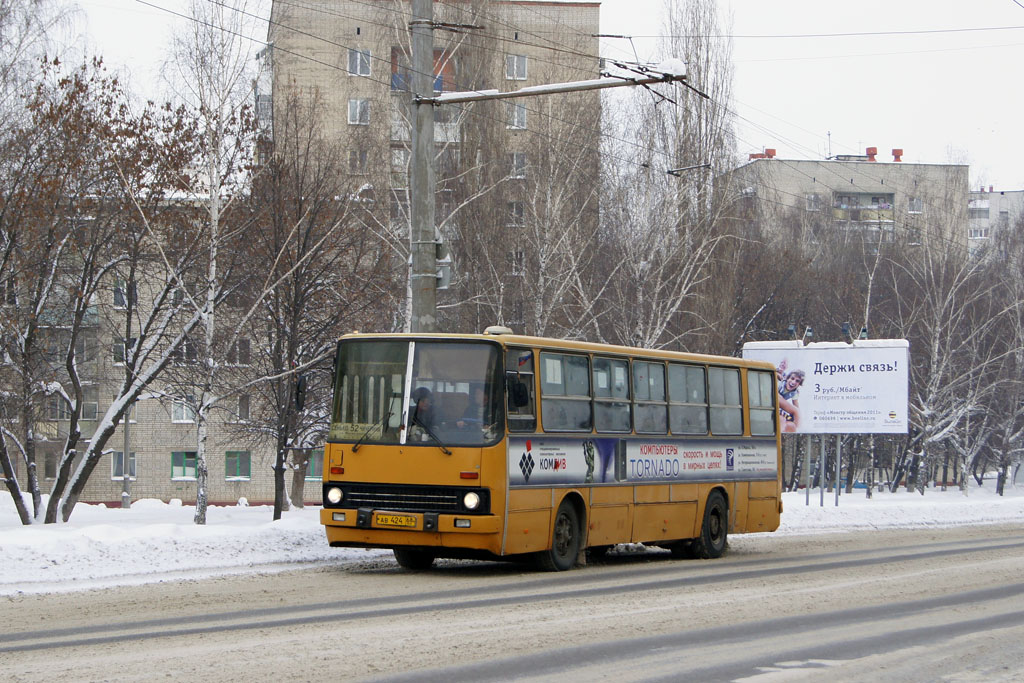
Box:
[892,148,903,162]
[866,146,877,162]
[765,148,776,159]
[989,185,994,193]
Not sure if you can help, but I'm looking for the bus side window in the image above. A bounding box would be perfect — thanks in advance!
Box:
[747,369,776,436]
[633,360,667,434]
[540,352,592,432]
[506,348,536,432]
[669,364,708,434]
[593,356,630,433]
[709,366,743,434]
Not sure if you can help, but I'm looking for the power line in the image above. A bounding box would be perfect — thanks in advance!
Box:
[633,24,1024,40]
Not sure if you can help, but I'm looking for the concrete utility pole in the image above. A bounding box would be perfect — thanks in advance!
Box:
[409,0,438,333]
[406,2,691,333]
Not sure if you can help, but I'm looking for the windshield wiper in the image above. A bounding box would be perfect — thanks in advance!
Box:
[351,409,392,453]
[412,415,453,455]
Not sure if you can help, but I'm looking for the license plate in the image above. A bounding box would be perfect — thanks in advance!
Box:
[376,513,417,528]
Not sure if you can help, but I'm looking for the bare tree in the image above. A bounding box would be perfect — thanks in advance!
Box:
[601,0,737,350]
[241,88,397,518]
[0,58,201,523]
[164,0,261,524]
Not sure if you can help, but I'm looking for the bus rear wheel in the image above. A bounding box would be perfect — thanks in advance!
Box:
[692,490,728,559]
[393,547,436,570]
[537,500,581,571]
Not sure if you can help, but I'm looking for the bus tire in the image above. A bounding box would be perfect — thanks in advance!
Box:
[393,547,436,570]
[537,500,581,571]
[692,490,728,559]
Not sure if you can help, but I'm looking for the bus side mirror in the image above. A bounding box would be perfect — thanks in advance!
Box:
[294,374,307,411]
[509,379,529,408]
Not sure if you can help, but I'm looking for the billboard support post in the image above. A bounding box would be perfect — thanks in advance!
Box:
[805,435,811,506]
[835,434,841,506]
[819,437,825,506]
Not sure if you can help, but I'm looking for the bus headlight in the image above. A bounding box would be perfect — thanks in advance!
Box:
[326,487,343,505]
[463,491,480,510]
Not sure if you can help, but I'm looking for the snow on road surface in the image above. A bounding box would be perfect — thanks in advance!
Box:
[2,484,1022,595]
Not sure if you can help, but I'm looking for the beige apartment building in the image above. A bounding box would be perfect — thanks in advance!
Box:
[6,277,302,508]
[968,187,1024,255]
[722,148,969,253]
[262,0,602,333]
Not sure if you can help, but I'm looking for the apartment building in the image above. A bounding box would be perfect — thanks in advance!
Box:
[722,148,969,253]
[2,273,306,508]
[968,186,1024,254]
[263,0,602,333]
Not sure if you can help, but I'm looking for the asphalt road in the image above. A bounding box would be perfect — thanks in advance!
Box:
[4,525,1024,682]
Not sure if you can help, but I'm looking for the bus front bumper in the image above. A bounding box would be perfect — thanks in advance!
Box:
[320,507,501,535]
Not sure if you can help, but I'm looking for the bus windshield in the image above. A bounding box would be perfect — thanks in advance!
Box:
[328,339,504,447]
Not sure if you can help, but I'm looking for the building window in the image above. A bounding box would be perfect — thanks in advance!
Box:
[507,249,525,275]
[113,337,136,364]
[349,149,368,175]
[507,102,526,130]
[112,451,136,480]
[805,194,821,212]
[225,450,251,480]
[113,278,136,308]
[44,451,57,479]
[305,452,323,480]
[237,394,250,421]
[390,189,409,225]
[170,336,198,364]
[74,333,97,363]
[908,197,924,214]
[81,385,99,421]
[255,93,272,127]
[968,207,990,220]
[171,451,197,480]
[46,396,70,421]
[348,48,371,76]
[507,201,525,227]
[509,152,526,179]
[172,398,196,423]
[505,54,527,80]
[348,98,370,125]
[969,226,990,239]
[226,338,250,366]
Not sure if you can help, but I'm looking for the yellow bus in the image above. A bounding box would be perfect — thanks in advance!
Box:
[320,328,782,571]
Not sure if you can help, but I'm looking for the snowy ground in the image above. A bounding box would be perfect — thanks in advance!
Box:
[2,483,1022,596]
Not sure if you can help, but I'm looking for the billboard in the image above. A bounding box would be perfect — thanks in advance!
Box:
[742,340,909,434]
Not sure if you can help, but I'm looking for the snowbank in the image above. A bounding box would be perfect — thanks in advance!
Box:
[1,483,1021,595]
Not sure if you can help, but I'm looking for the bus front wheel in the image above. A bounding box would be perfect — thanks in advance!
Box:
[537,500,581,571]
[393,547,436,570]
[692,490,728,559]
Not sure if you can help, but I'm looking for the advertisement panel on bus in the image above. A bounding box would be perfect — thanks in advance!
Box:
[508,436,778,487]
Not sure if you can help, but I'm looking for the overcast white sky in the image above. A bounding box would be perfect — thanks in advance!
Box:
[76,0,1024,189]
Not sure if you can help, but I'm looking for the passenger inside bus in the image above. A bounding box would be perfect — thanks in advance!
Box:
[410,387,435,432]
[456,385,487,429]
